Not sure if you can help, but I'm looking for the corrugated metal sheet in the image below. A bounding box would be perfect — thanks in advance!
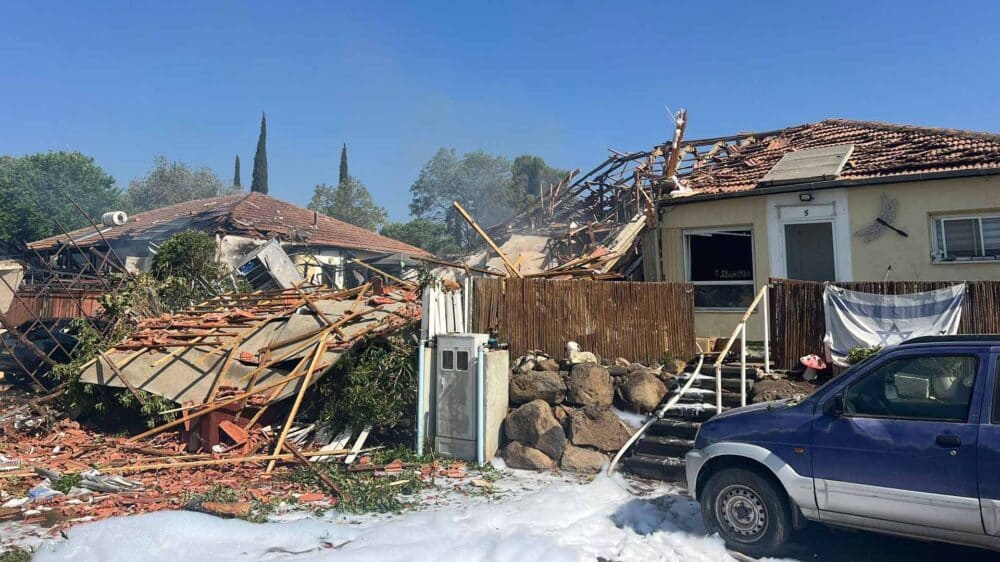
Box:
[770,278,1000,369]
[3,289,103,325]
[472,278,696,363]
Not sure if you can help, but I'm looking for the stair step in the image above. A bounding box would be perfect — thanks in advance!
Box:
[645,419,701,439]
[622,453,687,482]
[674,390,744,407]
[635,435,696,457]
[674,375,753,392]
[660,404,718,422]
[715,365,763,380]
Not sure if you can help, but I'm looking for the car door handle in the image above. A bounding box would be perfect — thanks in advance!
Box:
[935,435,962,447]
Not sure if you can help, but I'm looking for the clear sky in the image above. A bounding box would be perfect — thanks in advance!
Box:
[2,1,998,222]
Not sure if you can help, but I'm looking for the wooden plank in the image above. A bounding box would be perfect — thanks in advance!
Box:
[266,332,331,473]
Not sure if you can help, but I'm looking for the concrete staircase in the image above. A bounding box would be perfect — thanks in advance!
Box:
[622,365,759,482]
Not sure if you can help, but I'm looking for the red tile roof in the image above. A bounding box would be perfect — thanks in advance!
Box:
[677,119,1000,195]
[29,192,429,255]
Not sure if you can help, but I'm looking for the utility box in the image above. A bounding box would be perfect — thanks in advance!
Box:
[434,334,508,461]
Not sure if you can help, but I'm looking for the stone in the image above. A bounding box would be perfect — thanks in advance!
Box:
[620,372,668,413]
[608,365,629,377]
[552,404,572,426]
[534,358,561,372]
[614,357,631,367]
[503,441,557,471]
[504,400,566,460]
[566,406,633,452]
[567,363,613,407]
[514,358,537,374]
[509,371,566,405]
[566,341,600,365]
[560,444,609,474]
[626,362,647,373]
[663,358,687,376]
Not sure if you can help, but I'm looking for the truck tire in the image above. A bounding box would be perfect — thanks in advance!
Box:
[700,467,792,557]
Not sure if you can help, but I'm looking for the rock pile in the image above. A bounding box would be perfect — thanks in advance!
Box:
[501,351,683,473]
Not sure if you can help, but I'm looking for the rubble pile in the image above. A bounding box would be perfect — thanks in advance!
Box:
[500,350,685,473]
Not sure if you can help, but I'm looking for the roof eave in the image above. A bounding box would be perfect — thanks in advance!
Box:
[660,167,1000,208]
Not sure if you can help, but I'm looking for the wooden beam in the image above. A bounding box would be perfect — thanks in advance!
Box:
[266,331,330,473]
[452,201,522,278]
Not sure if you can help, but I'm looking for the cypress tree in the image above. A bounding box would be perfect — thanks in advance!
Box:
[339,143,349,185]
[251,113,268,194]
[233,155,241,188]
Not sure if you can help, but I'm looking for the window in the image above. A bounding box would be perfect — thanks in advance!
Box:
[442,350,454,370]
[933,214,1000,262]
[994,357,1000,424]
[685,229,754,309]
[844,355,978,422]
[456,351,469,371]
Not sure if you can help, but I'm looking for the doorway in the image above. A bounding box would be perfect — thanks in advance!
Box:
[784,222,836,281]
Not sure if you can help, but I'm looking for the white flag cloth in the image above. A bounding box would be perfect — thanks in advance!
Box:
[823,284,966,365]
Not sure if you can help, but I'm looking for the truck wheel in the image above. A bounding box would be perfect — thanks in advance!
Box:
[701,467,792,557]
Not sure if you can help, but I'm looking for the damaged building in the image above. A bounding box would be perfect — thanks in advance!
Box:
[26,192,429,288]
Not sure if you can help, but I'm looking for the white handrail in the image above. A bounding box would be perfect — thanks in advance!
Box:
[712,283,772,411]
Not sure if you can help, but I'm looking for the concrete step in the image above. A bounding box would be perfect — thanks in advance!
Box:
[660,404,718,422]
[674,374,753,393]
[674,389,744,408]
[635,435,696,458]
[622,453,687,482]
[645,419,701,440]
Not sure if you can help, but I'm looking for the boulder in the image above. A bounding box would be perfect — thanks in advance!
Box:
[567,363,613,407]
[566,406,633,452]
[626,362,647,373]
[510,371,566,405]
[614,357,631,367]
[534,358,561,372]
[663,358,687,376]
[620,372,668,413]
[503,441,557,471]
[504,400,566,460]
[608,365,629,377]
[560,444,609,474]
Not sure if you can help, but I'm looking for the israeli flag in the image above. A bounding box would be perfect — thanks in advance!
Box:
[823,284,966,365]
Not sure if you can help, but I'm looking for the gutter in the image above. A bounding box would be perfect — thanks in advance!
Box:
[659,167,1000,208]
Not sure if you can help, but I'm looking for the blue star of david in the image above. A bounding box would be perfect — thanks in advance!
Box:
[876,322,913,345]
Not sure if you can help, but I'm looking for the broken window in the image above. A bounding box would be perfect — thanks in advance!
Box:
[933,215,1000,261]
[685,229,754,309]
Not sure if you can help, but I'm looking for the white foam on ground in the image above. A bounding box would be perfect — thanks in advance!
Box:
[33,471,771,562]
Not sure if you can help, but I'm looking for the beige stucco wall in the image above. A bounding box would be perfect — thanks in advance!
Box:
[653,174,1000,340]
[848,175,1000,281]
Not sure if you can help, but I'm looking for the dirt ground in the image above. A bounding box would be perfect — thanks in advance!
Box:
[751,376,823,403]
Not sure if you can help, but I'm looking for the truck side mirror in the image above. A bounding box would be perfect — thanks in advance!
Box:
[827,394,845,417]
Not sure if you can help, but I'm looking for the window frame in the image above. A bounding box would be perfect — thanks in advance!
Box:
[931,212,1000,264]
[683,227,756,311]
[841,353,980,424]
[993,356,1000,425]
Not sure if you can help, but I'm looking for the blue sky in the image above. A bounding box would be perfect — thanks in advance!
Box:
[2,1,997,222]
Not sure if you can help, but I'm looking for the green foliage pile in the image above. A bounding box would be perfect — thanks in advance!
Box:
[151,230,238,310]
[846,345,883,365]
[0,548,32,562]
[315,330,418,442]
[284,462,427,514]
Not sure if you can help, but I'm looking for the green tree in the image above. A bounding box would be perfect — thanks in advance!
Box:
[251,112,268,194]
[381,219,462,256]
[339,143,349,185]
[233,155,241,188]
[408,149,529,248]
[511,154,569,196]
[309,176,388,231]
[0,151,122,243]
[126,156,230,213]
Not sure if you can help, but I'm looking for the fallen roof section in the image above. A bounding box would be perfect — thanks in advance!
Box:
[80,283,421,407]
